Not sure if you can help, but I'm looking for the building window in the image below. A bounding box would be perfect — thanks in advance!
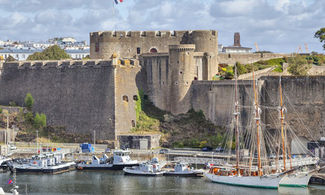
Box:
[133,95,138,101]
[137,47,141,54]
[131,120,135,127]
[150,48,158,53]
[122,95,129,102]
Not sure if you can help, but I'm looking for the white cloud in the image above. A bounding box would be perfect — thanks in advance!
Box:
[0,0,324,52]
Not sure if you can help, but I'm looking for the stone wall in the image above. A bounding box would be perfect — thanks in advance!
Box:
[260,76,325,140]
[191,80,255,128]
[218,53,289,65]
[191,76,325,140]
[114,59,141,135]
[0,60,139,141]
[90,30,218,60]
[118,134,161,149]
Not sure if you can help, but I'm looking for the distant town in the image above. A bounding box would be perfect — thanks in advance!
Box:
[0,37,89,61]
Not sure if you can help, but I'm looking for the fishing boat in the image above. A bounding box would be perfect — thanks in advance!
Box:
[163,162,204,177]
[76,149,138,170]
[10,153,75,174]
[205,67,284,189]
[123,157,165,176]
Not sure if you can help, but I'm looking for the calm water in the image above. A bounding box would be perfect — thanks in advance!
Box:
[1,171,325,195]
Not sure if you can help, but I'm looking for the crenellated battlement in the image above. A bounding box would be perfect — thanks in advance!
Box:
[2,59,140,70]
[90,30,217,39]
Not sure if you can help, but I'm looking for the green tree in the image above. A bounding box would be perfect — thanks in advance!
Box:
[27,45,70,60]
[235,62,247,75]
[314,28,325,50]
[5,55,17,62]
[24,93,34,110]
[34,113,47,129]
[288,56,311,76]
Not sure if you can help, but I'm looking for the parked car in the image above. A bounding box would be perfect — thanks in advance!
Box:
[8,143,17,150]
[159,149,169,154]
[201,146,213,152]
[215,147,224,153]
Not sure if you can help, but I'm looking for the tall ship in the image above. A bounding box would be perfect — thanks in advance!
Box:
[205,67,319,188]
[76,150,138,170]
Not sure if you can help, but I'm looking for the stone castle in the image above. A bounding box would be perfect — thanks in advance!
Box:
[0,30,324,145]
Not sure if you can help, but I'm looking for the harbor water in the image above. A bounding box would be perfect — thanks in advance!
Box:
[1,171,325,195]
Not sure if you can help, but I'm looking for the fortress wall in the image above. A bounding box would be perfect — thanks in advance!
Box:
[260,76,325,139]
[0,61,116,140]
[218,53,289,65]
[90,31,184,59]
[140,54,170,111]
[90,30,218,59]
[191,76,325,140]
[191,80,254,128]
[114,60,141,135]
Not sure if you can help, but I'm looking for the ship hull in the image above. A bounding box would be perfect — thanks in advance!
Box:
[12,162,75,174]
[279,172,312,187]
[77,163,138,170]
[205,173,282,189]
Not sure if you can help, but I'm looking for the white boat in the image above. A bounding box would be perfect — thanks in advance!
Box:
[163,162,204,177]
[205,68,285,189]
[77,150,138,170]
[0,186,19,195]
[10,153,75,174]
[205,172,282,189]
[123,158,165,176]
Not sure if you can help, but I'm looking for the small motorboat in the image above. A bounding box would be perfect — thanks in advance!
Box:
[10,153,75,174]
[123,157,165,176]
[76,149,138,170]
[163,162,204,177]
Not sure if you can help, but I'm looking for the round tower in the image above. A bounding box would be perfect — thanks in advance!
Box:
[191,30,218,79]
[168,44,196,114]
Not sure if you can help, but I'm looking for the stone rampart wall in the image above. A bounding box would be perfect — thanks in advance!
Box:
[218,53,289,65]
[0,60,136,140]
[191,76,325,140]
[90,30,218,59]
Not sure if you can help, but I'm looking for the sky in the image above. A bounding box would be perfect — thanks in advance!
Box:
[0,0,324,53]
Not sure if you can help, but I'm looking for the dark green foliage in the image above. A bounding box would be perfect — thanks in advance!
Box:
[314,28,325,50]
[288,55,311,76]
[0,108,2,114]
[34,113,47,129]
[5,55,17,62]
[24,93,34,110]
[235,62,247,75]
[27,45,70,60]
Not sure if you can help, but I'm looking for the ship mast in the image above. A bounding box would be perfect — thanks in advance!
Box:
[252,71,262,176]
[234,64,240,176]
[279,76,286,171]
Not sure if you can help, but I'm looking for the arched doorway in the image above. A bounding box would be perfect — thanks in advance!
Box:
[149,48,158,53]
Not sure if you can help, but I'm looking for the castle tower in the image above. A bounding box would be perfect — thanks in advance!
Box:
[234,32,241,47]
[168,44,196,114]
[191,30,218,79]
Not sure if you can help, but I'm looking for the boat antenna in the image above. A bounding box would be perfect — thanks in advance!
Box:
[234,63,240,176]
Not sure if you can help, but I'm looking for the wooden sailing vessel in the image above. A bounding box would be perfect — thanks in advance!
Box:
[205,66,283,189]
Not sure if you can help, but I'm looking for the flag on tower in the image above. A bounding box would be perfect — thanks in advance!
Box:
[114,0,123,4]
